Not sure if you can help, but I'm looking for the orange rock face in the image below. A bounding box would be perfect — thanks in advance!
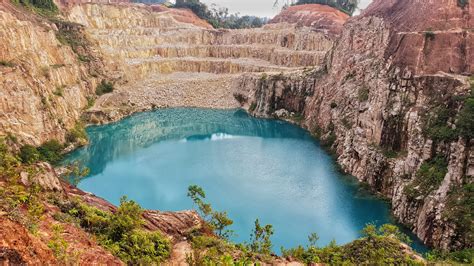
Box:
[269,4,349,38]
[363,0,473,74]
[0,218,56,264]
[151,5,213,29]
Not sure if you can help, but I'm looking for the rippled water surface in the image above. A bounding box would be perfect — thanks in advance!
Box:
[65,108,426,252]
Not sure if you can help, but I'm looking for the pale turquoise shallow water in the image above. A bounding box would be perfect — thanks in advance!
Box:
[64,108,427,253]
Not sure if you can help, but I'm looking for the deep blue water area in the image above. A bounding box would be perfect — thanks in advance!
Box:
[64,108,427,253]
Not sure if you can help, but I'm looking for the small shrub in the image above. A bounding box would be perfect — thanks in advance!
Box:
[249,102,257,112]
[78,55,90,63]
[358,87,369,102]
[86,96,95,109]
[233,93,246,104]
[330,102,338,109]
[95,80,114,96]
[423,106,458,142]
[424,29,435,40]
[0,60,15,67]
[55,196,171,264]
[37,139,64,164]
[53,86,65,97]
[48,224,69,263]
[19,145,40,164]
[66,122,88,145]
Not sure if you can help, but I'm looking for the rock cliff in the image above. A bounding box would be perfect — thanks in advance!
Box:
[64,3,340,123]
[235,0,473,251]
[0,1,105,145]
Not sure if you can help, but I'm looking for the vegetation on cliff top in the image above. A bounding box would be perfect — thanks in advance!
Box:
[275,0,359,16]
[11,0,58,16]
[174,0,266,29]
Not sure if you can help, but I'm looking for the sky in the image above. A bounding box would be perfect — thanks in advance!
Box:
[199,0,374,18]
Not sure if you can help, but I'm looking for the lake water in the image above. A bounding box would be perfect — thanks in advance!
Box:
[64,108,426,253]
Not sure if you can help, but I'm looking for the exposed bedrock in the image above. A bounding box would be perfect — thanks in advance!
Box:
[235,1,473,251]
[63,3,343,123]
[0,3,104,145]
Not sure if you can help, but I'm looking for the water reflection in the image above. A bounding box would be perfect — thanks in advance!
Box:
[66,109,311,176]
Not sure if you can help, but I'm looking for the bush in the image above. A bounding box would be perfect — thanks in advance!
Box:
[427,248,474,264]
[423,106,458,142]
[358,87,369,102]
[281,224,418,265]
[37,140,64,164]
[111,230,170,264]
[424,29,435,40]
[56,196,171,264]
[19,145,40,164]
[12,0,58,15]
[95,80,114,96]
[66,123,88,145]
[0,60,15,67]
[330,102,338,109]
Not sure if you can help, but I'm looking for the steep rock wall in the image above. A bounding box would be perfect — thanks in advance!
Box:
[0,2,106,145]
[235,2,473,250]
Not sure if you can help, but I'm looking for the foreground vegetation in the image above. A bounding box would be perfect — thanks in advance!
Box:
[52,196,171,264]
[185,185,424,264]
[1,136,473,264]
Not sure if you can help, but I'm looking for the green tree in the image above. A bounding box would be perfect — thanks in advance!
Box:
[249,219,274,255]
[108,196,144,242]
[187,185,234,239]
[19,144,40,164]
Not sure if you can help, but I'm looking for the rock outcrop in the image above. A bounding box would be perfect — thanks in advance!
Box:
[0,218,56,265]
[269,3,349,38]
[235,0,473,250]
[0,1,103,145]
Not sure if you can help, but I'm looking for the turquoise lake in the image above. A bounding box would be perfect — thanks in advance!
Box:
[65,108,426,252]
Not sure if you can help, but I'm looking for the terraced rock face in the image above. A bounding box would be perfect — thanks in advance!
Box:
[66,3,340,123]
